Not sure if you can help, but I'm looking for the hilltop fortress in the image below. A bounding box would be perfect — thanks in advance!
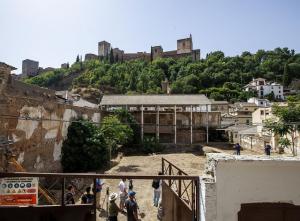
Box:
[85,34,200,62]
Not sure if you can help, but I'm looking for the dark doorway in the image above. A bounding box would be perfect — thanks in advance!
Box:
[238,203,300,221]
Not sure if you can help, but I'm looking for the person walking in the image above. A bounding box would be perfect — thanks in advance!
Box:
[118,178,127,211]
[234,143,241,155]
[265,144,272,156]
[152,172,162,207]
[81,186,94,204]
[108,192,122,221]
[125,191,139,221]
[65,185,75,205]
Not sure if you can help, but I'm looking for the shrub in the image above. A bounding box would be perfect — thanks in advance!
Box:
[141,136,163,154]
[61,120,108,172]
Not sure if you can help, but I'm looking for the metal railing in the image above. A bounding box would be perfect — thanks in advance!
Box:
[162,158,200,221]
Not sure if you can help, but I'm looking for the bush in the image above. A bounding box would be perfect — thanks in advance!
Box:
[61,120,108,172]
[141,136,163,154]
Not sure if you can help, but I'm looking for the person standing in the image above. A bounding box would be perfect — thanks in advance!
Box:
[118,178,127,211]
[65,185,75,205]
[95,178,104,209]
[108,192,122,221]
[265,144,272,156]
[152,172,162,207]
[81,186,94,204]
[128,179,133,191]
[125,191,139,221]
[234,143,241,155]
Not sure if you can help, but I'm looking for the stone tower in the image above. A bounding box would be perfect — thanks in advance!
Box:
[177,34,193,54]
[98,41,111,57]
[22,59,39,77]
[151,46,163,60]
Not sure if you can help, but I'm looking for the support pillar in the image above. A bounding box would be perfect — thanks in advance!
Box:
[156,106,160,141]
[206,104,209,144]
[141,105,144,141]
[174,105,177,144]
[190,105,193,144]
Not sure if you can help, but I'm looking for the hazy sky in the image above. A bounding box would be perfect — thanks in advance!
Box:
[1,0,300,72]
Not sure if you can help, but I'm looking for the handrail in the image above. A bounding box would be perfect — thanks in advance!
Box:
[162,158,188,175]
[161,157,200,221]
[0,172,199,180]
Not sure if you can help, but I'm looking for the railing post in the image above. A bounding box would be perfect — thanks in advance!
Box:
[192,180,195,220]
[178,171,182,197]
[61,177,65,206]
[162,158,164,175]
[168,164,172,186]
[195,178,200,221]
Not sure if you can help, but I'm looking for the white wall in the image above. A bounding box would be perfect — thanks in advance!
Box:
[215,160,300,221]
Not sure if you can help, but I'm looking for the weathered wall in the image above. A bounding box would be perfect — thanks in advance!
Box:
[214,158,300,221]
[200,180,217,221]
[0,73,100,172]
[162,181,193,221]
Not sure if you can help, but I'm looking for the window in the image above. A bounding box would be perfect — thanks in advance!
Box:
[260,102,263,105]
[246,119,250,125]
[261,110,264,115]
[182,42,186,47]
[279,86,281,89]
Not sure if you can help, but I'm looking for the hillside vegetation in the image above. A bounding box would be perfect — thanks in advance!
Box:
[24,47,300,102]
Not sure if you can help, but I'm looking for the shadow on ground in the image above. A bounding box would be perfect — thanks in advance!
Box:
[115,165,141,172]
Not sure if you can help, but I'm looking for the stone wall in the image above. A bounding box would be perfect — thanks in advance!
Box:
[0,70,100,172]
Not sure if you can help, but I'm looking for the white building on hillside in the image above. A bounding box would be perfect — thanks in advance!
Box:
[247,97,271,107]
[244,78,284,100]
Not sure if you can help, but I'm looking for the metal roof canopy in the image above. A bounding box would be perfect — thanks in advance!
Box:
[100,94,211,106]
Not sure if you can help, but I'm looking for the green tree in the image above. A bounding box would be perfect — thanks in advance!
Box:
[61,120,108,172]
[265,104,300,156]
[283,64,291,86]
[100,115,133,156]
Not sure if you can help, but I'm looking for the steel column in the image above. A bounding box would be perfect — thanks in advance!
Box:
[156,105,160,141]
[174,105,177,144]
[141,105,144,141]
[190,105,193,144]
[206,104,209,144]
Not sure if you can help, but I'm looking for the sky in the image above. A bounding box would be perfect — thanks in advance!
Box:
[0,0,300,73]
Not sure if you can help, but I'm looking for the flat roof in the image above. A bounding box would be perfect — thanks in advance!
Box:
[100,94,211,106]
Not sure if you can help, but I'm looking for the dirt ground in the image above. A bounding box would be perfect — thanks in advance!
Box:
[96,146,268,221]
[96,153,205,221]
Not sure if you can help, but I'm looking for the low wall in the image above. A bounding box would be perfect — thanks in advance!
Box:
[0,205,95,221]
[162,181,193,221]
[213,156,300,221]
